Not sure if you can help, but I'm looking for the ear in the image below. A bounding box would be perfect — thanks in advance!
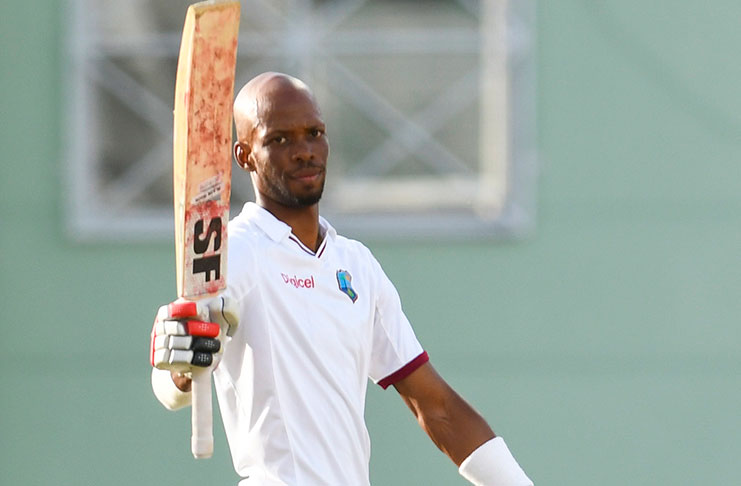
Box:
[234,142,255,172]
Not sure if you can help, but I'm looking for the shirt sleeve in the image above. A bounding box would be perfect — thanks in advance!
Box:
[367,255,427,388]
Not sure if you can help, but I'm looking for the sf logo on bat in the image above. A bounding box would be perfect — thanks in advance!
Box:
[192,216,223,282]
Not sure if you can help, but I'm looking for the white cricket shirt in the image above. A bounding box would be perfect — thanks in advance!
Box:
[213,203,427,486]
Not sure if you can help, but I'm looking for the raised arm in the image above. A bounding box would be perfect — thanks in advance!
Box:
[394,362,533,485]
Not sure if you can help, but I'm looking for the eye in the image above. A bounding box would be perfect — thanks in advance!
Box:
[270,135,287,145]
[310,128,324,138]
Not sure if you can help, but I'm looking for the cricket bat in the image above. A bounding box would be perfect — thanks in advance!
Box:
[173,0,240,459]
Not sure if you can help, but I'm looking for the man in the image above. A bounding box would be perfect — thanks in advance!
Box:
[151,72,533,486]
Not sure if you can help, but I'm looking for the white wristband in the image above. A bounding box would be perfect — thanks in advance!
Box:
[151,367,192,411]
[459,437,534,486]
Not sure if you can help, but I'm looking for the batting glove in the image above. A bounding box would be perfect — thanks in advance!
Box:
[150,296,239,373]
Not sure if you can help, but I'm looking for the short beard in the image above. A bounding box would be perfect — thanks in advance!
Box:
[255,170,325,208]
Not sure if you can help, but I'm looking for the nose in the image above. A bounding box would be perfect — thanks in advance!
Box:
[291,139,315,163]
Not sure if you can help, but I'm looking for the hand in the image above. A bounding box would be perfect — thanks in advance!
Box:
[150,296,239,374]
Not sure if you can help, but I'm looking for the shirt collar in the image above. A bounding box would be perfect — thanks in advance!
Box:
[319,215,337,242]
[240,202,337,243]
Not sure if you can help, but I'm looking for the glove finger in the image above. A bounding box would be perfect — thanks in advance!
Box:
[156,301,209,322]
[154,335,193,351]
[168,300,209,321]
[154,348,214,368]
[185,320,220,338]
[191,337,220,354]
[154,320,187,337]
[152,348,181,369]
[153,320,218,338]
[154,335,220,354]
[190,351,213,367]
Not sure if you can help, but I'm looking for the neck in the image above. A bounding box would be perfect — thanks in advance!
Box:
[258,197,321,251]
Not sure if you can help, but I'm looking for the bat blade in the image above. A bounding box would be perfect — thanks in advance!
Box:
[172,0,240,459]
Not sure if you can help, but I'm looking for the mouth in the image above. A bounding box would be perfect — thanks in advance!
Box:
[291,166,325,182]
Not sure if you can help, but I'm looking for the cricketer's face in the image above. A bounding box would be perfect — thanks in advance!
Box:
[246,86,329,209]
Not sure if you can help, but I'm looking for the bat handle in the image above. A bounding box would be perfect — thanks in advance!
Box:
[191,366,214,458]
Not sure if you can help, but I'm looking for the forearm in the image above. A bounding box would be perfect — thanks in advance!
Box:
[395,363,533,484]
[410,394,533,485]
[402,389,494,466]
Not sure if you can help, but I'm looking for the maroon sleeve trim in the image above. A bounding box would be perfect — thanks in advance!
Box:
[377,351,429,390]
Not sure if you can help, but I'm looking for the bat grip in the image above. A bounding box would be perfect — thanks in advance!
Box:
[191,367,213,458]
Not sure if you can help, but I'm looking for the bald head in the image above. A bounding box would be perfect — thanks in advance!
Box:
[233,72,318,143]
[231,71,329,211]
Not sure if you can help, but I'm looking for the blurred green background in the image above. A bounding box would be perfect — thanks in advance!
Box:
[1,1,740,485]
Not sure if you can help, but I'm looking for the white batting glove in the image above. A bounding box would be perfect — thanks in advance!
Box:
[149,296,239,373]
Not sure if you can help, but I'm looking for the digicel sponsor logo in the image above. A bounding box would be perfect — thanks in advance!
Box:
[281,273,315,289]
